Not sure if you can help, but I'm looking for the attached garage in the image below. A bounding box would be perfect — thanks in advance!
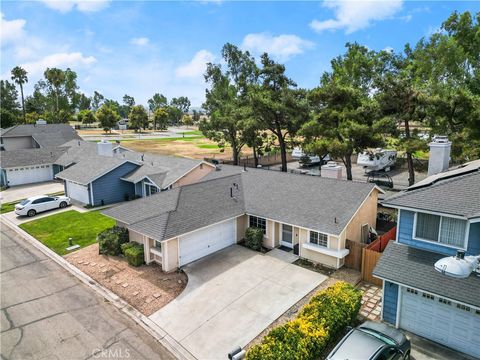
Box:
[399,287,480,358]
[65,181,90,204]
[179,218,236,266]
[5,164,54,186]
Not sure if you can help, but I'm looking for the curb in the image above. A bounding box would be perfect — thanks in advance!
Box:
[1,216,196,360]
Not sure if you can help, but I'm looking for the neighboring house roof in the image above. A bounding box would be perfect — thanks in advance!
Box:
[120,165,170,187]
[0,148,67,168]
[103,168,377,241]
[55,156,139,185]
[56,140,99,167]
[383,171,480,219]
[373,241,480,308]
[1,124,81,147]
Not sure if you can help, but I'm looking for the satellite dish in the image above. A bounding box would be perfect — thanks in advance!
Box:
[434,250,480,278]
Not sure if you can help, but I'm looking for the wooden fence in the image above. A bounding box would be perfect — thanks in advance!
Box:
[344,239,367,271]
[360,227,397,286]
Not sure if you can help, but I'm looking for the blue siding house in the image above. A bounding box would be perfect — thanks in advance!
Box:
[91,162,138,206]
[373,164,480,359]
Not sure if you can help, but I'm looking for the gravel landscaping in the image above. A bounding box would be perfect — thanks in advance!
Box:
[64,243,187,316]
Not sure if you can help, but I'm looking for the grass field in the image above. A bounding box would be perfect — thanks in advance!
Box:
[20,210,115,255]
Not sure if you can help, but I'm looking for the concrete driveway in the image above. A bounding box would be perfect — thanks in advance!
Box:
[149,245,327,359]
[1,205,88,225]
[0,181,64,203]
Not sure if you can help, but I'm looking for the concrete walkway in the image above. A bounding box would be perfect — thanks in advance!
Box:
[0,181,64,203]
[149,245,327,359]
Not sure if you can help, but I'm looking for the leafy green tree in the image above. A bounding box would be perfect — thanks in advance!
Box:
[153,108,169,130]
[91,91,105,111]
[182,114,194,128]
[128,105,148,131]
[166,105,183,125]
[251,53,309,172]
[0,108,17,128]
[77,93,91,111]
[77,109,96,127]
[201,43,257,165]
[97,104,120,133]
[11,66,28,123]
[0,80,20,116]
[170,96,190,114]
[148,93,168,112]
[44,68,66,114]
[25,112,41,124]
[192,109,201,123]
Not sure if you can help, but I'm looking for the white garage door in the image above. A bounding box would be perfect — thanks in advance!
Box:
[400,287,480,358]
[6,165,53,186]
[179,218,236,266]
[66,181,90,204]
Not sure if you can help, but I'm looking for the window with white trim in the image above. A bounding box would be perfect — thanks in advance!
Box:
[249,216,266,234]
[415,212,466,248]
[309,231,328,247]
[154,240,162,251]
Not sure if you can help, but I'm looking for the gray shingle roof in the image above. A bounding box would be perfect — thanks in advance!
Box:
[373,241,480,308]
[1,124,81,147]
[120,165,169,187]
[0,148,67,168]
[103,168,376,241]
[383,171,480,219]
[55,157,139,185]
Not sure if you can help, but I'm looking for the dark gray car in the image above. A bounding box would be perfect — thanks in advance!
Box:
[326,321,411,360]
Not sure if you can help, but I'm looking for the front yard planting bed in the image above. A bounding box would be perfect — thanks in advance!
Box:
[20,210,114,255]
[64,243,187,315]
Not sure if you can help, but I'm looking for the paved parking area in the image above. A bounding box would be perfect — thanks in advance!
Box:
[0,181,64,204]
[0,225,174,360]
[149,245,327,359]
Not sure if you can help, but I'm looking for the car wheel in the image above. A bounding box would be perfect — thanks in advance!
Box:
[27,209,36,217]
[59,201,67,208]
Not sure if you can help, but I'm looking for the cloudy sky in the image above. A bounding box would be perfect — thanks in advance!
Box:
[1,1,479,107]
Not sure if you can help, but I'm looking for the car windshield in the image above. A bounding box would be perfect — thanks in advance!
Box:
[359,328,397,347]
[19,199,30,206]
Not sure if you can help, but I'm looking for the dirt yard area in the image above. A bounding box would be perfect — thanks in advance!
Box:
[122,138,253,160]
[64,243,187,316]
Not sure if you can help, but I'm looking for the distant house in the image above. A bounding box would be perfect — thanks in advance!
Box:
[0,122,81,151]
[55,140,215,206]
[103,167,381,271]
[374,160,480,359]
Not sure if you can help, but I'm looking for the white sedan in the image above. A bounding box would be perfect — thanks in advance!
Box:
[15,195,71,217]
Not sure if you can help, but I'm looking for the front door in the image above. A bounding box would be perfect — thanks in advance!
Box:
[281,224,293,248]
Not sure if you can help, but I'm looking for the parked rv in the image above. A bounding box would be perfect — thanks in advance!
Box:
[357,149,397,172]
[292,147,330,166]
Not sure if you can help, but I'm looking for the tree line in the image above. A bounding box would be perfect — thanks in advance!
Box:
[1,68,195,132]
[200,11,479,185]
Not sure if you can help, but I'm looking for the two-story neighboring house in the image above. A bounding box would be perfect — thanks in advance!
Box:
[373,160,480,359]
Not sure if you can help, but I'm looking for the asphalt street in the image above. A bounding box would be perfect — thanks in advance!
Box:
[0,225,175,360]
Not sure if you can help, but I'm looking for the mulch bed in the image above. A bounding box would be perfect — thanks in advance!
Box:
[64,243,187,316]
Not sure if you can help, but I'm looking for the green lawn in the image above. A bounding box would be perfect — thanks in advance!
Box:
[197,144,220,149]
[20,210,115,255]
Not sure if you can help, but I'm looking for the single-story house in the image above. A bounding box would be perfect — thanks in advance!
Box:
[103,167,382,271]
[55,140,216,206]
[373,161,480,358]
[0,122,81,151]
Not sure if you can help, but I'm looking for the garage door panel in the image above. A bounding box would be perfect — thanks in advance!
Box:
[179,219,235,266]
[400,287,480,358]
[66,182,90,204]
[7,165,53,186]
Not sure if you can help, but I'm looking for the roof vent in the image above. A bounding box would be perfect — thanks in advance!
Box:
[434,251,479,278]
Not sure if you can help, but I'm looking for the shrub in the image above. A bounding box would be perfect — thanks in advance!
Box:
[245,227,264,251]
[246,282,361,360]
[98,226,129,255]
[123,242,144,267]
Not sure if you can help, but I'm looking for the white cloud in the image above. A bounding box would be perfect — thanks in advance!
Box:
[175,50,215,78]
[310,0,403,34]
[241,33,314,61]
[40,0,110,13]
[1,12,26,46]
[21,52,97,75]
[130,37,149,46]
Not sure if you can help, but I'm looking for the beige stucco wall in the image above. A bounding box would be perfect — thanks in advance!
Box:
[2,137,34,150]
[162,237,179,272]
[344,189,378,243]
[128,229,144,245]
[273,222,280,247]
[236,215,247,242]
[265,219,275,248]
[172,163,215,188]
[298,228,340,268]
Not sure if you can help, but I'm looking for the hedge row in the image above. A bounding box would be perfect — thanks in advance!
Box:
[121,242,144,267]
[246,281,362,360]
[245,227,264,251]
[98,226,129,255]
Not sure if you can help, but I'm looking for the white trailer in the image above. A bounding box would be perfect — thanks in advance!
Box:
[357,148,397,172]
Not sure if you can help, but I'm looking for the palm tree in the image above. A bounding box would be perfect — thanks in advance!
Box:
[44,68,65,116]
[11,66,28,123]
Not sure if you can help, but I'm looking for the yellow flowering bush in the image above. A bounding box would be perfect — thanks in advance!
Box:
[247,282,361,360]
